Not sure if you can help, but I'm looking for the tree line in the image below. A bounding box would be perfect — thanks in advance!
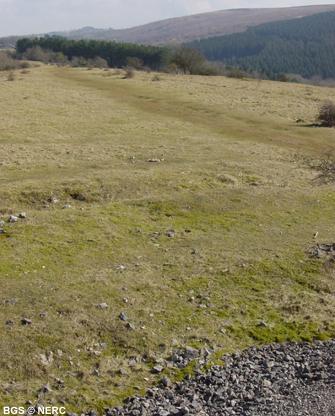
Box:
[16,37,168,70]
[15,36,226,76]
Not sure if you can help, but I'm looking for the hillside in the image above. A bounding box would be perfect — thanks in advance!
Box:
[0,65,334,411]
[0,36,20,49]
[52,5,335,44]
[2,4,335,49]
[189,11,335,79]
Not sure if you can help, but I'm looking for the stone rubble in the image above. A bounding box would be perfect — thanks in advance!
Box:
[104,341,335,416]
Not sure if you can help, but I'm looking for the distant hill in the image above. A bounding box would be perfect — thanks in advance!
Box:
[50,5,335,44]
[188,11,335,79]
[1,4,335,48]
[0,36,20,49]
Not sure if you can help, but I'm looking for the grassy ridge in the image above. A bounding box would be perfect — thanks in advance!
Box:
[0,67,335,411]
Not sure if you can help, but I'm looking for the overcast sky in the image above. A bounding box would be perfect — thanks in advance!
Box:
[0,0,334,36]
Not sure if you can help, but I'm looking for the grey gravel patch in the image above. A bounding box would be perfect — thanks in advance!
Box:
[104,341,335,416]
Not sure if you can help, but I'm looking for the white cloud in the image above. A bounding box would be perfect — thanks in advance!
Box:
[0,0,334,36]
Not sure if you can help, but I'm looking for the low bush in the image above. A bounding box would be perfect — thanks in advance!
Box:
[22,46,68,65]
[124,67,135,79]
[71,56,89,67]
[0,51,30,71]
[90,57,108,69]
[7,71,16,81]
[126,57,144,70]
[318,100,335,127]
[170,47,206,75]
[223,66,247,79]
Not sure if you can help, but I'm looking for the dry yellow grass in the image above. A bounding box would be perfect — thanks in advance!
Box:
[0,66,334,411]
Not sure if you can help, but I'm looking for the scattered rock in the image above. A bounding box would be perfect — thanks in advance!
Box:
[39,383,52,394]
[166,230,176,238]
[116,264,126,271]
[18,212,27,219]
[310,243,335,260]
[54,377,65,387]
[257,320,269,328]
[8,215,18,223]
[160,376,171,388]
[217,174,239,185]
[63,204,72,209]
[126,322,136,331]
[119,312,128,322]
[147,159,162,163]
[97,303,109,310]
[21,318,32,325]
[152,365,164,374]
[119,368,128,376]
[70,192,86,201]
[49,196,59,204]
[39,352,54,366]
[4,298,17,305]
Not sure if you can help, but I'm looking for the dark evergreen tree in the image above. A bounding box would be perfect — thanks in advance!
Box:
[16,37,168,70]
[187,11,335,79]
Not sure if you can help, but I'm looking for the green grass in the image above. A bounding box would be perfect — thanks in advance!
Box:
[0,66,334,411]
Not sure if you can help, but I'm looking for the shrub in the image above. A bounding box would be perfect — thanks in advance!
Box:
[0,51,32,73]
[165,62,179,74]
[126,57,143,70]
[53,52,68,65]
[71,56,89,67]
[318,100,335,127]
[0,51,17,71]
[152,74,161,81]
[277,73,290,82]
[224,66,246,79]
[170,47,206,75]
[90,56,108,69]
[22,47,68,65]
[7,71,16,81]
[23,46,50,63]
[124,67,135,79]
[113,69,123,76]
[20,61,31,69]
[196,62,222,76]
[103,70,113,77]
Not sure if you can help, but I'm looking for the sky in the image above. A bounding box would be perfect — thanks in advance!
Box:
[0,0,335,37]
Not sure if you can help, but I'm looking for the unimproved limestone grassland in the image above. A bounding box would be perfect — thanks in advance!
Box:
[0,66,334,411]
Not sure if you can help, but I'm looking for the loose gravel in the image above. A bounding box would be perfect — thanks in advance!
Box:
[106,341,335,416]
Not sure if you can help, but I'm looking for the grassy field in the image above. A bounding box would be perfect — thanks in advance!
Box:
[0,66,335,412]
